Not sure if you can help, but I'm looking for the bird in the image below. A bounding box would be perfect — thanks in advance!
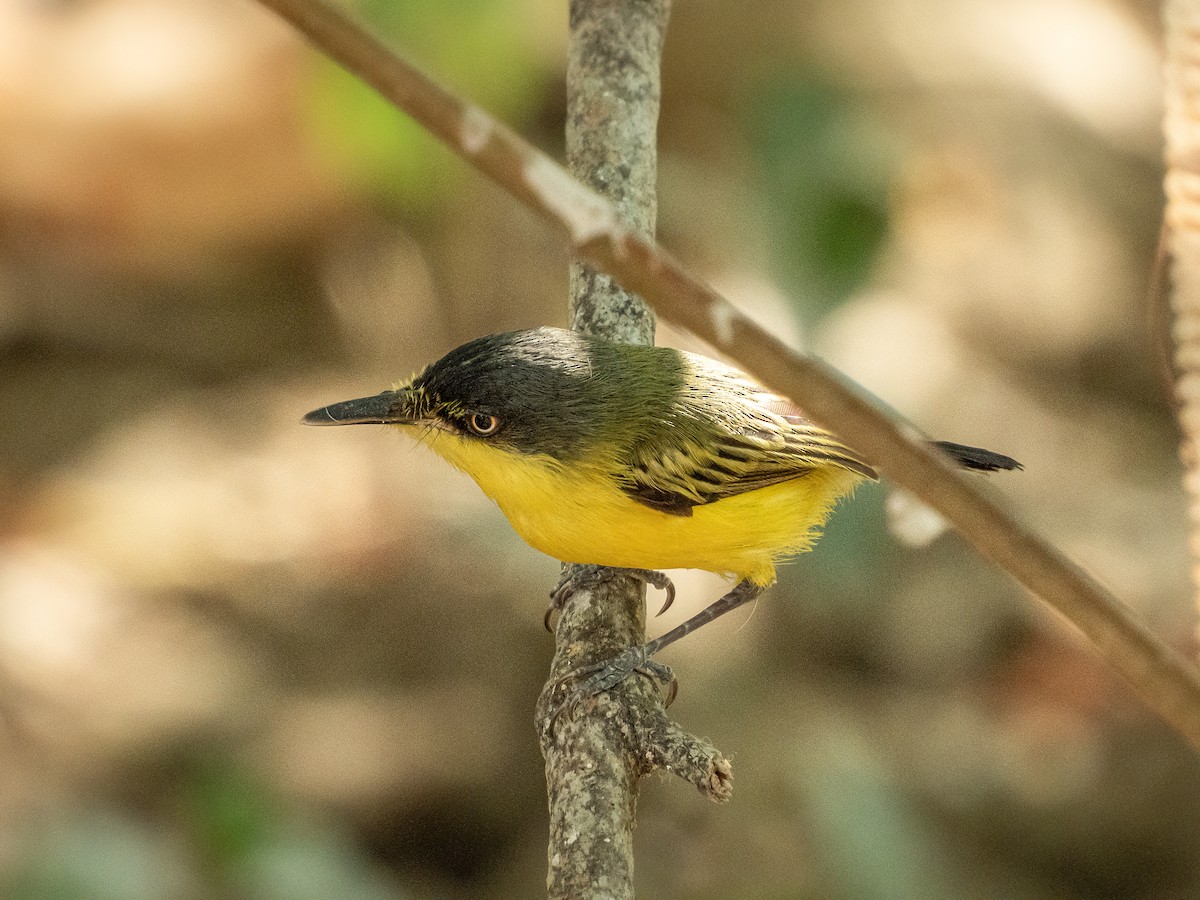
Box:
[303,326,1020,705]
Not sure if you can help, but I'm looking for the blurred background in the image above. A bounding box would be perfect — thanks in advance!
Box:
[0,0,1194,897]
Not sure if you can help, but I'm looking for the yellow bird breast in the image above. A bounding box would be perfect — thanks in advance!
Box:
[412,428,864,587]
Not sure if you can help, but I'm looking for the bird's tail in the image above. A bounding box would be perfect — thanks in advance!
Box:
[933,441,1022,472]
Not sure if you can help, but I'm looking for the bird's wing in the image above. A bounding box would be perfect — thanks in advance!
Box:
[618,393,877,517]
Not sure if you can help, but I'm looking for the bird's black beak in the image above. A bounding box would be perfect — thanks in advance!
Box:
[302,389,418,426]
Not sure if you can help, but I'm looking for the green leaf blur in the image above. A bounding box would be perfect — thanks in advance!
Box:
[305,0,552,210]
[748,76,893,318]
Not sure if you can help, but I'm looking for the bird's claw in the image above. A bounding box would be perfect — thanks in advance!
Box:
[544,565,676,632]
[547,646,677,729]
[577,646,673,696]
[642,570,677,617]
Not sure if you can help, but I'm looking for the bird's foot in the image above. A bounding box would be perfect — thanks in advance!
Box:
[548,644,677,727]
[544,565,676,632]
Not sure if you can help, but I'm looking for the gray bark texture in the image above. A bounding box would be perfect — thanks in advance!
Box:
[566,0,664,345]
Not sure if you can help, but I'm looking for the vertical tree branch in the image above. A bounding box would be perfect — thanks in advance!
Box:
[1164,0,1200,631]
[536,3,730,898]
[566,0,662,345]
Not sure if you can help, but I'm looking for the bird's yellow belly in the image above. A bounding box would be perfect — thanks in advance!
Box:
[419,430,863,586]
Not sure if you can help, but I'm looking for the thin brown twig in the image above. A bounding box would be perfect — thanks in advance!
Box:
[1148,222,1180,414]
[253,0,1200,749]
[1164,0,1200,636]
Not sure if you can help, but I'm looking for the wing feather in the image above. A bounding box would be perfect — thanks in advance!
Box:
[617,378,876,516]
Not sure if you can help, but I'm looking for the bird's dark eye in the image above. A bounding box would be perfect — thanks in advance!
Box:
[467,413,500,436]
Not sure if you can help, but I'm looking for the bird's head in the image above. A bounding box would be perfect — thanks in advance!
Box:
[302,328,643,461]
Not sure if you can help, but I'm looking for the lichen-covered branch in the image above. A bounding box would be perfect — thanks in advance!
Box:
[1165,0,1200,636]
[566,0,664,344]
[254,0,1200,754]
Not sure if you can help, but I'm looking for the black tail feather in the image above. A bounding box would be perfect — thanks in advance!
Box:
[933,441,1022,472]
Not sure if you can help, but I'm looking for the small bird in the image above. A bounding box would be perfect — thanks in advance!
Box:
[304,327,1019,703]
